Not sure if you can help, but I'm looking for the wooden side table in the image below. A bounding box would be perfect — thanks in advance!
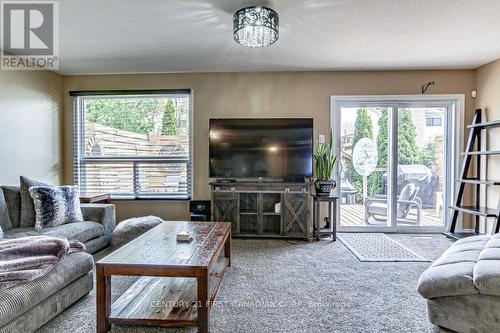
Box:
[80,193,111,204]
[312,195,338,241]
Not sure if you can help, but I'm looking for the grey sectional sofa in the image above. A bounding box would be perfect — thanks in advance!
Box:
[3,203,116,254]
[418,234,500,333]
[0,186,116,333]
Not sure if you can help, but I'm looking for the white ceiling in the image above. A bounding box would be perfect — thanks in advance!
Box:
[58,0,500,75]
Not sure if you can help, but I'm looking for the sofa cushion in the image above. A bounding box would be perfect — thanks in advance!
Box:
[0,186,20,228]
[84,234,112,254]
[0,190,12,232]
[29,185,83,230]
[418,234,500,299]
[418,261,478,298]
[0,251,93,327]
[3,221,104,243]
[473,234,500,296]
[20,176,49,228]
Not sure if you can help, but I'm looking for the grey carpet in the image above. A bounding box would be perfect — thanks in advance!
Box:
[37,234,452,333]
[338,233,430,262]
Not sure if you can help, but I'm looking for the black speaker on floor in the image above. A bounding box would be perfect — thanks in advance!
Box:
[190,200,211,221]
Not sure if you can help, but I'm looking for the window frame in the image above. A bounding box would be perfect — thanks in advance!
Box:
[331,94,465,233]
[71,89,193,200]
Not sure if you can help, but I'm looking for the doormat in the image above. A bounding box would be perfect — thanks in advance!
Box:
[337,233,430,262]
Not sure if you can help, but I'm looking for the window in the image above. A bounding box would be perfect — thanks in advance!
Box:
[72,90,192,199]
[426,117,442,126]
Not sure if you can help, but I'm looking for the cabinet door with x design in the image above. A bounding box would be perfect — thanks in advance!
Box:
[282,192,309,237]
[212,192,239,234]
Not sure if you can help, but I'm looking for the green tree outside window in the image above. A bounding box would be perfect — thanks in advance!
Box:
[161,100,179,135]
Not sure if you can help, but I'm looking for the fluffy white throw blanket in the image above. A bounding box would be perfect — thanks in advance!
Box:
[0,236,85,290]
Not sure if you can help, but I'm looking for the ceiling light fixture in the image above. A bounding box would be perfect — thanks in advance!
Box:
[233,6,279,48]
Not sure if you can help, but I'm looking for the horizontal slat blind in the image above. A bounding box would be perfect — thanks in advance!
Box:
[73,92,192,199]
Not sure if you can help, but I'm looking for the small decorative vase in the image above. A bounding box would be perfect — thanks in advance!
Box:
[315,179,336,196]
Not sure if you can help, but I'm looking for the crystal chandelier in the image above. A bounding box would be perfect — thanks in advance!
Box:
[233,6,279,48]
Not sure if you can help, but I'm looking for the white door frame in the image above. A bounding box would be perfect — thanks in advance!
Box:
[330,94,465,233]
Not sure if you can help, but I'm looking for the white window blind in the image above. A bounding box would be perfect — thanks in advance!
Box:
[72,90,192,199]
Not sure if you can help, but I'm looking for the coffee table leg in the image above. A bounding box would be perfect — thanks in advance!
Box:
[197,269,210,333]
[96,264,111,333]
[225,230,231,267]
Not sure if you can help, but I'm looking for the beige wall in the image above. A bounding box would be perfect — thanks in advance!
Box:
[62,70,475,221]
[0,70,62,185]
[475,59,500,232]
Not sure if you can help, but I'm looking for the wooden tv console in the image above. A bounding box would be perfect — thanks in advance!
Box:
[210,181,311,239]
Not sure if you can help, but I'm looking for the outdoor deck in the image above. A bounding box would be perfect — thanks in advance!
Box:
[341,204,443,227]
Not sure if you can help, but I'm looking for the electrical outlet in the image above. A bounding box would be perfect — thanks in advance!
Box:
[318,134,325,144]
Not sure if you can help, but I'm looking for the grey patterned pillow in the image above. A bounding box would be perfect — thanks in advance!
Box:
[29,185,84,230]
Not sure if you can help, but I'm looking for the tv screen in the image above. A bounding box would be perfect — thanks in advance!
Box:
[209,118,313,179]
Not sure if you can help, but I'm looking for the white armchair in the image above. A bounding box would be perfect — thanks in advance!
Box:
[364,183,422,225]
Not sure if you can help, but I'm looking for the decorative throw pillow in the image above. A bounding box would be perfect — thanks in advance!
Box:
[29,185,84,230]
[0,186,21,228]
[20,176,49,228]
[0,189,13,232]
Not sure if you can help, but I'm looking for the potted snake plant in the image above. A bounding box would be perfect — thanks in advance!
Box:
[313,128,337,196]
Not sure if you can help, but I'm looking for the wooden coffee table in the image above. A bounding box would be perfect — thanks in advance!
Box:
[96,221,231,333]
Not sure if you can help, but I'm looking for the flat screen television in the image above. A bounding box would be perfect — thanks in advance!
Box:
[209,118,313,180]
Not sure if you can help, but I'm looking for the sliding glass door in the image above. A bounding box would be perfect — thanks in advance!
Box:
[396,106,447,229]
[332,96,461,232]
[337,106,393,230]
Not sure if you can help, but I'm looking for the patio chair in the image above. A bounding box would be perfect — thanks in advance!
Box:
[364,183,422,225]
